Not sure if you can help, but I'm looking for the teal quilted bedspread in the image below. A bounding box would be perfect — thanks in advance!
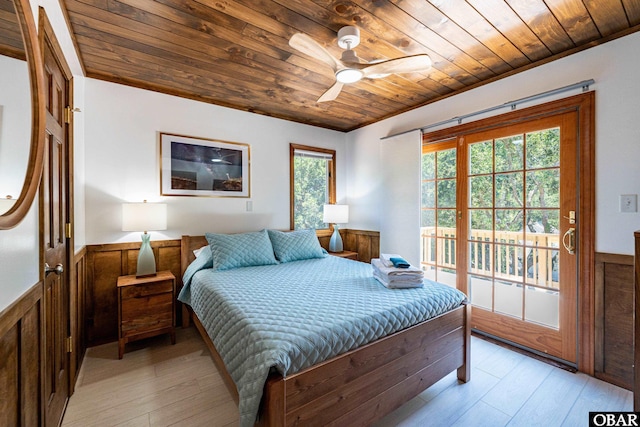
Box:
[178,255,467,426]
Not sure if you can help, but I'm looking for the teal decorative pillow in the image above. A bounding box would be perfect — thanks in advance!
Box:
[267,229,326,263]
[205,230,278,271]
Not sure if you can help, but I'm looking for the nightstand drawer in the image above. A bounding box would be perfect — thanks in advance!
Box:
[121,292,173,336]
[116,271,177,359]
[121,280,173,299]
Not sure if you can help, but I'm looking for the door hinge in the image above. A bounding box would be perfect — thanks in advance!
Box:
[65,222,72,239]
[64,106,72,124]
[64,106,81,124]
[66,336,73,353]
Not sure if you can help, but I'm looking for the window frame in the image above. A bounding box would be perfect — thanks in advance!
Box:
[289,143,336,231]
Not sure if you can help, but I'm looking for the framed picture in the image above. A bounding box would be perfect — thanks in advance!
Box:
[160,133,250,197]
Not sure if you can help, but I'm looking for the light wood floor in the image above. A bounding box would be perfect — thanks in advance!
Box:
[63,327,632,427]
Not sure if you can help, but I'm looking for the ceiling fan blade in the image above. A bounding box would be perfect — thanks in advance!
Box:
[362,54,431,78]
[289,33,343,72]
[317,81,344,103]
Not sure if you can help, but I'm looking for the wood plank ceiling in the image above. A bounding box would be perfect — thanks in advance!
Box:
[0,0,26,61]
[20,1,640,130]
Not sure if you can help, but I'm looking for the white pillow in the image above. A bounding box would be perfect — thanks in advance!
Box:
[193,245,207,258]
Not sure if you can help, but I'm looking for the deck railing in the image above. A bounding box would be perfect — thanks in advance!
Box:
[420,227,560,289]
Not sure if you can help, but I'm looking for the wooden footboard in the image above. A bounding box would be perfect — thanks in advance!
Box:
[261,303,470,426]
[181,235,471,426]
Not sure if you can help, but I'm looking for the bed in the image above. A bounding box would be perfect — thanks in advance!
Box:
[179,232,470,426]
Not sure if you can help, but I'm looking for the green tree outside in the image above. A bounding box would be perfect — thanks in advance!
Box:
[421,127,561,279]
[293,156,329,230]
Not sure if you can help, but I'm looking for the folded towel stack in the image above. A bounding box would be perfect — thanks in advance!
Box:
[380,253,412,269]
[371,255,424,289]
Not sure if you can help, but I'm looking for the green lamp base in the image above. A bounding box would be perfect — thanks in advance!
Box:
[136,233,157,277]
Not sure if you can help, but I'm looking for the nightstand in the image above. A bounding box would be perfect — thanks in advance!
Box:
[329,250,359,260]
[117,270,176,359]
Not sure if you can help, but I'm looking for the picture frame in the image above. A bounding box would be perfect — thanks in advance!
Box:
[160,133,250,197]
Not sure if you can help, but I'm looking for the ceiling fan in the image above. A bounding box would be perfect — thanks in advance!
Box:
[289,26,432,103]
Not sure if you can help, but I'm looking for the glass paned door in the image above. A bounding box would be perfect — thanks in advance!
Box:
[464,113,578,363]
[421,141,457,288]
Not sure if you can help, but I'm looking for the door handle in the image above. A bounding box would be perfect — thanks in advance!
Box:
[562,228,576,255]
[45,263,64,275]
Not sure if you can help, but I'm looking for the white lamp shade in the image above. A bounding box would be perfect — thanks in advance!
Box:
[323,204,349,224]
[122,202,167,232]
[0,196,16,213]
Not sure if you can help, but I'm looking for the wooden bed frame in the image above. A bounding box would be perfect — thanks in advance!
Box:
[180,235,471,426]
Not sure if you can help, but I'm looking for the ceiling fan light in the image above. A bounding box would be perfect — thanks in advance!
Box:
[336,68,363,84]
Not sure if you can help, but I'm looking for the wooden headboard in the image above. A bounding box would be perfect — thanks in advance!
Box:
[180,235,207,277]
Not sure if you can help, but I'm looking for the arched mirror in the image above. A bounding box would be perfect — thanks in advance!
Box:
[0,0,45,229]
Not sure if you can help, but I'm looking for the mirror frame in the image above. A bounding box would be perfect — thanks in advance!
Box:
[0,0,46,229]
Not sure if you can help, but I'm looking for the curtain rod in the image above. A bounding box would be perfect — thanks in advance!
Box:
[380,79,595,141]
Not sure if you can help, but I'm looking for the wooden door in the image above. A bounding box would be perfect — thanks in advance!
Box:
[462,113,578,363]
[41,31,70,427]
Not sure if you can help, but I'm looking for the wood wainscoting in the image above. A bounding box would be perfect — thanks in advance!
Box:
[70,247,87,394]
[634,231,640,411]
[0,249,88,427]
[0,281,44,426]
[85,240,181,347]
[316,228,380,263]
[595,252,634,390]
[342,229,380,263]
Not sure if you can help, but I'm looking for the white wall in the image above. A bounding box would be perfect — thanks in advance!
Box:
[72,78,86,250]
[83,79,347,244]
[0,26,38,313]
[0,0,84,312]
[346,31,640,257]
[0,56,30,198]
[378,131,422,265]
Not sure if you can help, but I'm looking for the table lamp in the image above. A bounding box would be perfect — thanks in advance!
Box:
[122,201,167,277]
[323,204,349,252]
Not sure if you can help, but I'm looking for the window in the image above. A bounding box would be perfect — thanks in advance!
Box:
[420,141,458,288]
[290,144,336,230]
